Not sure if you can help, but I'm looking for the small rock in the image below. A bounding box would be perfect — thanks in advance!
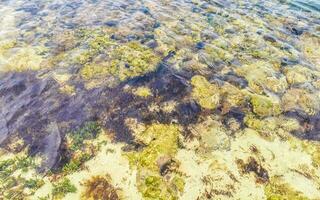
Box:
[105,20,118,27]
[196,42,206,50]
[263,34,277,43]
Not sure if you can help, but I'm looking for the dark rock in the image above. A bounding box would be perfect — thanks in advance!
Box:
[105,20,119,27]
[281,57,299,66]
[263,34,277,43]
[196,42,206,50]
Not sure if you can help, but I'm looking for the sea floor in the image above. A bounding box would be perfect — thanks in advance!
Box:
[0,0,320,199]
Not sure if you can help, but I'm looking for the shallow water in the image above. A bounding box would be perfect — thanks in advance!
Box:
[0,0,320,199]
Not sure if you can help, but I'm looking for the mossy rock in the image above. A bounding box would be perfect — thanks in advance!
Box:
[191,75,220,110]
[80,41,160,81]
[125,124,183,200]
[236,61,288,94]
[284,65,320,85]
[133,86,152,97]
[250,94,282,117]
[281,88,320,116]
[2,47,43,72]
[264,177,308,200]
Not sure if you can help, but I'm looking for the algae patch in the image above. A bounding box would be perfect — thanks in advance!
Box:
[80,40,160,82]
[191,75,220,110]
[125,123,185,200]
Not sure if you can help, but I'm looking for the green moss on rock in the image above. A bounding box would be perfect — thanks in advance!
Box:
[80,41,160,81]
[281,88,320,116]
[264,177,308,200]
[250,94,282,117]
[125,124,184,200]
[52,178,77,199]
[236,61,288,94]
[191,75,220,110]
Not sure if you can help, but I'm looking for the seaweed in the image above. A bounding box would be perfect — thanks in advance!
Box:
[82,175,119,200]
[52,178,77,199]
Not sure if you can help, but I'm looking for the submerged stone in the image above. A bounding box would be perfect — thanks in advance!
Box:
[250,94,282,117]
[190,75,220,110]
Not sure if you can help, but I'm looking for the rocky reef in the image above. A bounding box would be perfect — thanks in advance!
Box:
[1,0,320,199]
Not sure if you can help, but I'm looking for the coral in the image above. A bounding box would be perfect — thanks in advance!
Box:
[191,75,220,110]
[82,175,119,200]
[250,94,282,117]
[236,61,288,94]
[281,88,320,115]
[264,176,308,200]
[52,178,77,199]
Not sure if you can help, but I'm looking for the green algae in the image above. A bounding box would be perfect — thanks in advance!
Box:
[264,176,308,200]
[2,47,44,72]
[60,122,101,175]
[250,94,282,117]
[67,121,101,151]
[52,178,77,199]
[0,154,39,198]
[191,75,220,110]
[24,178,45,189]
[80,41,160,81]
[0,40,17,54]
[125,124,184,200]
[133,86,152,97]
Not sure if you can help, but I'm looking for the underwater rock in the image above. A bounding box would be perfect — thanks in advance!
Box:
[192,116,231,151]
[190,75,220,110]
[80,41,160,82]
[125,123,184,200]
[236,61,288,94]
[37,122,61,173]
[300,33,320,66]
[284,65,320,85]
[0,113,8,144]
[282,88,320,115]
[250,94,282,117]
[263,34,277,43]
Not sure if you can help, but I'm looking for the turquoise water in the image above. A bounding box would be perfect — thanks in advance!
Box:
[0,0,320,199]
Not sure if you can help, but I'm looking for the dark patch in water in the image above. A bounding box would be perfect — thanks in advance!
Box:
[285,111,320,141]
[176,101,201,126]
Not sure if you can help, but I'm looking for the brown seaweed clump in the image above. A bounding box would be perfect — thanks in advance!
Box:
[82,175,119,200]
